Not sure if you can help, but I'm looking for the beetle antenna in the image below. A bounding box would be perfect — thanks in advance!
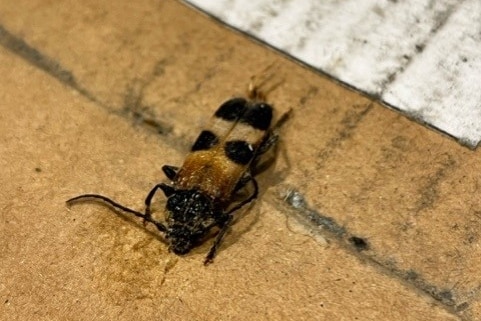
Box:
[66,194,167,232]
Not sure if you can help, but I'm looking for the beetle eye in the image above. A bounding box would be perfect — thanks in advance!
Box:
[166,194,182,212]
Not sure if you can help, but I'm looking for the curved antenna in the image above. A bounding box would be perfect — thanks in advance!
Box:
[66,194,167,232]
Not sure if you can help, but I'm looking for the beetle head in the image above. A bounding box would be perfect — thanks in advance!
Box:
[163,189,217,255]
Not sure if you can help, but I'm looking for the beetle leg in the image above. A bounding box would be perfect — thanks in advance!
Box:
[162,165,178,180]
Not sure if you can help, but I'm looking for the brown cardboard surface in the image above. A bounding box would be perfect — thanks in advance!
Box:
[0,0,478,320]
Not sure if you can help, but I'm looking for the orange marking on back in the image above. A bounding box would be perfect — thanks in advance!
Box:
[175,148,245,202]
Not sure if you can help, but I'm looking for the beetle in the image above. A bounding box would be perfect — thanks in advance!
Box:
[67,78,289,264]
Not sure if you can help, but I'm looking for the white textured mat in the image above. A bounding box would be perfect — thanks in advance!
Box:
[186,0,481,148]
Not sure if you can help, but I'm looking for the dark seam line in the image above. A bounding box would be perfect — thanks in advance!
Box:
[0,23,102,107]
[283,188,464,315]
